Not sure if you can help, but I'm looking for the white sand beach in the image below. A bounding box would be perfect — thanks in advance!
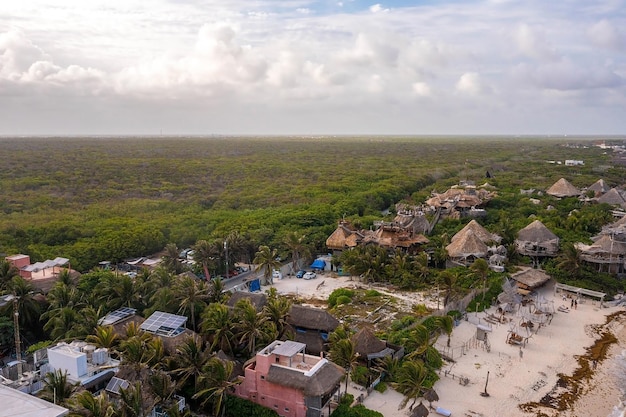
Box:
[267,274,626,417]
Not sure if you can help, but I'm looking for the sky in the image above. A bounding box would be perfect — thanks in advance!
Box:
[1,0,625,136]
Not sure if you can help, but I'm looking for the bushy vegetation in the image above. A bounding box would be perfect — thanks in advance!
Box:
[331,394,384,417]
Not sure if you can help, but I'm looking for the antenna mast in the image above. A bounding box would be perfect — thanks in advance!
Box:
[13,296,23,378]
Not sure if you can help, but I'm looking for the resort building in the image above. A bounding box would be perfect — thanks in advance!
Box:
[515,220,560,267]
[234,340,344,417]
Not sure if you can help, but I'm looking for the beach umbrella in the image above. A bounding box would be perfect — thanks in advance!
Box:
[423,388,439,409]
[410,402,429,417]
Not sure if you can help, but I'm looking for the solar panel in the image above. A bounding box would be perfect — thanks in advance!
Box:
[140,311,187,337]
[98,307,137,326]
[105,377,130,395]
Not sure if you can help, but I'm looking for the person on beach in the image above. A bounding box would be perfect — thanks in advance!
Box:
[519,347,523,361]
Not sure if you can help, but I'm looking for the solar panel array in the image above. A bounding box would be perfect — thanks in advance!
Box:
[140,311,187,337]
[98,307,137,326]
[105,377,130,395]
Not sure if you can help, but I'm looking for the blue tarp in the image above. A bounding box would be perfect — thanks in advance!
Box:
[249,279,261,292]
[310,259,326,270]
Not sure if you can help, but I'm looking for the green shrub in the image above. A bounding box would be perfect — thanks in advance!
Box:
[329,288,355,307]
[351,365,369,386]
[364,289,381,297]
[224,395,279,417]
[336,295,353,306]
[374,382,387,393]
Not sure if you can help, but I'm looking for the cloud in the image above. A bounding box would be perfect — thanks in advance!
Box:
[369,4,389,13]
[588,19,625,51]
[513,23,558,61]
[456,72,485,95]
[412,82,432,97]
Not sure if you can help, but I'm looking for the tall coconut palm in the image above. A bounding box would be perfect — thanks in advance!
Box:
[119,382,145,417]
[41,369,79,406]
[172,335,211,392]
[207,277,225,304]
[87,325,119,350]
[161,243,183,274]
[0,259,18,290]
[556,242,582,278]
[43,306,80,341]
[233,298,275,357]
[263,294,292,339]
[438,270,458,307]
[470,258,490,303]
[328,338,358,395]
[193,357,239,417]
[201,303,234,353]
[5,276,42,337]
[68,390,116,417]
[193,240,221,281]
[393,359,429,410]
[283,231,310,273]
[253,246,281,285]
[173,274,208,332]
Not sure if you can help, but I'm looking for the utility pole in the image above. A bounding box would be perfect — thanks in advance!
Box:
[224,240,229,280]
[13,296,22,378]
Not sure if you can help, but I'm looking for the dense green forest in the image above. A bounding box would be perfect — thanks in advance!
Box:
[2,136,623,274]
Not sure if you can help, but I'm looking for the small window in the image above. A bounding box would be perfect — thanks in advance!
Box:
[285,408,290,412]
[274,404,278,409]
[260,375,265,380]
[276,357,280,363]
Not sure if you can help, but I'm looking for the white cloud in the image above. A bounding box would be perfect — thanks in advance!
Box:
[456,72,484,95]
[412,82,432,97]
[588,19,625,51]
[513,23,558,61]
[369,4,389,13]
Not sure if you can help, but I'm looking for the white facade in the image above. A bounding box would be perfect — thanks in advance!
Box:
[48,343,88,380]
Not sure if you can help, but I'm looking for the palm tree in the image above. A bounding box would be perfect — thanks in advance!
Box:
[557,242,582,278]
[263,294,292,339]
[470,258,490,304]
[193,240,221,280]
[43,306,80,341]
[233,298,275,357]
[68,390,116,417]
[41,369,79,406]
[193,357,239,417]
[207,277,225,304]
[173,274,208,332]
[328,338,358,396]
[119,382,145,417]
[393,359,429,410]
[253,246,281,285]
[162,243,183,274]
[172,335,211,391]
[4,276,42,337]
[438,270,458,307]
[283,231,310,273]
[0,259,18,290]
[87,325,119,351]
[201,303,234,353]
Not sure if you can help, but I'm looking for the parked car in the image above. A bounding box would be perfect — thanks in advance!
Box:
[272,269,283,280]
[303,271,316,280]
[295,270,306,279]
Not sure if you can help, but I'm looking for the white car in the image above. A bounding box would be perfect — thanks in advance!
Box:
[272,269,283,280]
[303,271,316,280]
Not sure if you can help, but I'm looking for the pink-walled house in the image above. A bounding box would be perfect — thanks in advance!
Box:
[234,340,344,417]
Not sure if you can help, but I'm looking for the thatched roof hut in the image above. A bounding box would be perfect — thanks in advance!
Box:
[288,305,339,332]
[446,229,489,266]
[362,226,429,251]
[515,220,559,258]
[226,291,268,311]
[596,188,626,206]
[546,178,580,198]
[510,268,551,292]
[351,327,398,361]
[588,179,610,195]
[451,220,501,244]
[326,221,363,251]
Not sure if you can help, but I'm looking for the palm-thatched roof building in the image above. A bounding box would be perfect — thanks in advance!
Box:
[576,234,626,275]
[351,327,403,363]
[425,185,496,219]
[546,178,580,198]
[451,220,501,244]
[226,291,268,311]
[588,179,610,195]
[285,305,340,355]
[234,340,344,417]
[446,229,489,267]
[596,188,626,207]
[509,267,551,295]
[515,220,559,267]
[325,221,365,252]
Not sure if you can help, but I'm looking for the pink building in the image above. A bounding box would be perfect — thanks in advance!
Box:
[234,340,344,417]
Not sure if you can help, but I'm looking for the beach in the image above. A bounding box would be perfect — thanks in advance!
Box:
[268,274,626,417]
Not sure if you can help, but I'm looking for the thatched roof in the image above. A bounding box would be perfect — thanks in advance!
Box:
[517,220,558,243]
[410,402,430,417]
[351,327,387,357]
[266,361,344,397]
[446,229,489,258]
[393,212,430,235]
[226,291,268,311]
[288,305,339,332]
[579,234,626,256]
[546,178,580,198]
[510,267,551,290]
[362,226,429,249]
[326,222,363,250]
[451,220,501,244]
[597,188,626,205]
[588,179,610,194]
